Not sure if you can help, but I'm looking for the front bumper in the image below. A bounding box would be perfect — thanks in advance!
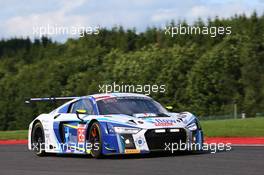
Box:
[102,127,203,155]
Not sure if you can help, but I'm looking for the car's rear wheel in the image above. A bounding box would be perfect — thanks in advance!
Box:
[88,122,102,158]
[31,122,46,156]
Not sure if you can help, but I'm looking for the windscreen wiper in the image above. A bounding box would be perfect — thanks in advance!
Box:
[132,113,170,118]
[156,113,170,117]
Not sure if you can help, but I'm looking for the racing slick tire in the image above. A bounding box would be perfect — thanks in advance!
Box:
[31,122,46,156]
[88,122,103,158]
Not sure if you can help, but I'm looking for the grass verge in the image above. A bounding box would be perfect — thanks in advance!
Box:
[201,117,264,137]
[0,130,28,140]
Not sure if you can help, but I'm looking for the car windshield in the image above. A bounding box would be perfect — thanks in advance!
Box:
[97,97,167,116]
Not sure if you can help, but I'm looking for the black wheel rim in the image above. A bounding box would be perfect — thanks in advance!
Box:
[89,124,101,153]
[90,125,99,143]
[33,127,44,153]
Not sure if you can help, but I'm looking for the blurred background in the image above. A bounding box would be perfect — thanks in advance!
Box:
[0,0,264,130]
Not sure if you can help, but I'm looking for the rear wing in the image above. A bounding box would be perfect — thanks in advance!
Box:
[25,96,79,104]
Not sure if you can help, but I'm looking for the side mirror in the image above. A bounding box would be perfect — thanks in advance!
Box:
[76,109,87,114]
[165,106,173,110]
[76,109,87,122]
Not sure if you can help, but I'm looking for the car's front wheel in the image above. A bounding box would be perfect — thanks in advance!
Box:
[31,122,46,156]
[88,122,102,158]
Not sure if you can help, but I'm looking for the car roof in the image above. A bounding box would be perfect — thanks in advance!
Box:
[51,93,151,114]
[89,93,150,100]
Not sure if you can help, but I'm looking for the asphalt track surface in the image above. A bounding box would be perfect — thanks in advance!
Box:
[0,145,263,175]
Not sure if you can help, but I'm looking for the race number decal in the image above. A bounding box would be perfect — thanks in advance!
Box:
[77,124,85,143]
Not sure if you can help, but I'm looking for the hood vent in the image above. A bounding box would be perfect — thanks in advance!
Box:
[127,120,137,125]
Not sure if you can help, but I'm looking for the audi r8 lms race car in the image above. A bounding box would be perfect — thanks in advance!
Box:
[27,93,203,158]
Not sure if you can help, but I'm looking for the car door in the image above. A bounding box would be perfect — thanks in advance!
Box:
[54,99,94,153]
[67,99,94,146]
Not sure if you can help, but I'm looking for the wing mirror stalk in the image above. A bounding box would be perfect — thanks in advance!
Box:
[76,109,87,122]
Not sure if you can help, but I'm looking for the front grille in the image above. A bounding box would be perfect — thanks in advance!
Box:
[144,128,187,151]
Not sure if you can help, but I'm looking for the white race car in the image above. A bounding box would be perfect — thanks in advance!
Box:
[27,93,203,158]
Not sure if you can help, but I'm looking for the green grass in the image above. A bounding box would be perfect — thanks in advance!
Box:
[0,130,28,140]
[201,117,264,137]
[0,117,264,139]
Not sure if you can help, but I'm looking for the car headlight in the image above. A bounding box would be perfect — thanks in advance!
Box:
[114,127,141,134]
[187,122,198,131]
